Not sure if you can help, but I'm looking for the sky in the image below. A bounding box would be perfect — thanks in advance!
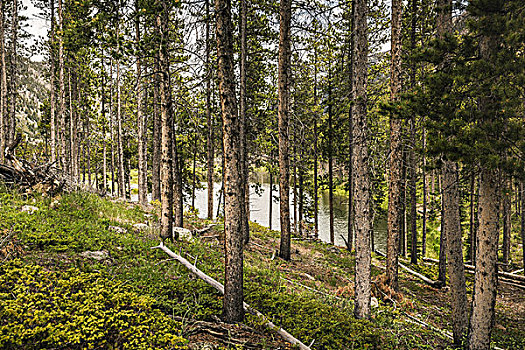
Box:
[22,0,48,61]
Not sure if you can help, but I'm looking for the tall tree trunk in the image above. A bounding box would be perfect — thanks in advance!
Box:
[521,181,525,271]
[205,0,214,219]
[347,1,355,251]
[48,0,55,164]
[443,161,468,343]
[292,125,297,233]
[136,0,148,205]
[387,0,403,292]
[110,60,116,196]
[408,0,418,264]
[239,0,249,245]
[269,169,273,230]
[502,177,511,269]
[468,171,476,262]
[173,134,183,227]
[215,0,244,323]
[468,26,502,349]
[352,0,371,320]
[468,168,499,350]
[328,69,334,245]
[116,60,125,198]
[278,0,291,261]
[422,129,427,256]
[191,134,197,209]
[7,0,16,145]
[152,54,161,201]
[438,174,447,286]
[69,67,77,183]
[313,49,319,238]
[157,1,174,243]
[58,0,67,173]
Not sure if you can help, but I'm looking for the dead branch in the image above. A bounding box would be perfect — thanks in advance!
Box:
[151,242,312,350]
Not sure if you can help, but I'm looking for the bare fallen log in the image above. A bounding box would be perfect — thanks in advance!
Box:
[151,242,312,350]
[423,257,525,284]
[375,250,441,287]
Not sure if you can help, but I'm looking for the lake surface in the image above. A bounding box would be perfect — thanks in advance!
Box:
[191,182,387,251]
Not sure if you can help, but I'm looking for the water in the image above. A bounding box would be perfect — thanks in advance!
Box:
[191,182,387,251]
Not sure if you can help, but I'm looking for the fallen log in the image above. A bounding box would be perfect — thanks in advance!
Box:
[151,242,311,350]
[423,257,525,284]
[375,250,441,287]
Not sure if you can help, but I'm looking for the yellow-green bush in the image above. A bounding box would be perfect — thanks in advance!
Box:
[0,260,187,350]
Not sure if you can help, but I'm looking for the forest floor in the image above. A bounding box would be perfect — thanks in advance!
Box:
[0,186,523,349]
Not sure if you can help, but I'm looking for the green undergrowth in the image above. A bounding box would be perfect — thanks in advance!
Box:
[0,261,187,350]
[0,186,485,349]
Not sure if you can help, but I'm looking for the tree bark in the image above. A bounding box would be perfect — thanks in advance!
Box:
[521,181,525,271]
[408,0,418,265]
[469,171,476,262]
[239,0,249,245]
[152,54,161,201]
[215,0,244,323]
[278,0,291,261]
[173,133,183,227]
[502,177,511,269]
[48,0,55,164]
[387,0,403,292]
[347,2,355,252]
[136,0,148,205]
[205,0,214,219]
[438,174,447,287]
[352,0,371,320]
[328,69,334,245]
[422,129,427,257]
[468,167,500,350]
[57,0,67,173]
[443,160,468,344]
[157,1,174,243]
[313,49,319,238]
[7,0,16,146]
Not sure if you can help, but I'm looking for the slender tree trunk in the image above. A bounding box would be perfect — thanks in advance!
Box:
[328,69,334,245]
[110,60,116,196]
[278,0,292,261]
[387,0,403,291]
[152,54,161,201]
[157,1,174,243]
[400,151,406,257]
[58,0,68,172]
[136,0,147,205]
[313,49,319,238]
[7,0,16,146]
[298,153,304,237]
[422,129,427,257]
[502,177,511,269]
[468,168,500,350]
[191,134,197,209]
[239,0,249,245]
[215,0,244,323]
[69,67,77,183]
[469,171,476,262]
[438,174,447,286]
[269,169,273,230]
[352,0,371,319]
[173,133,183,227]
[443,161,468,343]
[347,2,355,251]
[48,0,55,164]
[521,181,525,270]
[205,0,214,219]
[408,0,418,264]
[116,60,125,198]
[292,125,297,234]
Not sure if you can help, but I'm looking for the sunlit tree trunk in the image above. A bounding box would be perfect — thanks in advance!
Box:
[386,0,403,292]
[205,0,214,219]
[152,54,161,201]
[352,0,371,320]
[239,0,249,244]
[215,0,244,323]
[136,0,148,205]
[278,0,291,261]
[157,1,174,242]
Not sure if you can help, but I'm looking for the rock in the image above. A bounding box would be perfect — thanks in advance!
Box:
[133,223,149,231]
[371,297,379,308]
[21,205,39,214]
[109,226,128,234]
[173,226,192,241]
[80,250,109,261]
